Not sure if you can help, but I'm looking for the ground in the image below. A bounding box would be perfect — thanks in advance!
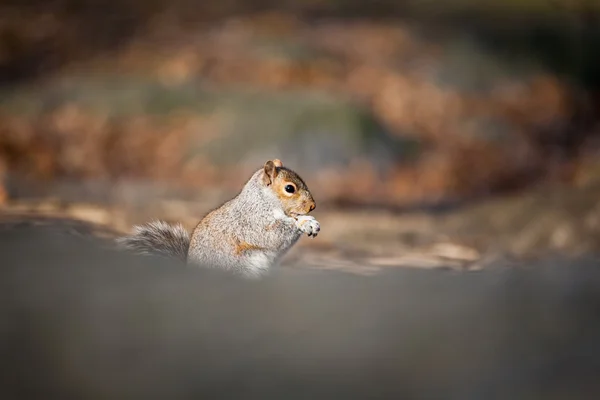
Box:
[2,179,599,274]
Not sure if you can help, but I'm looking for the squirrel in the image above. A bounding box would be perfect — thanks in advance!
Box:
[116,159,320,277]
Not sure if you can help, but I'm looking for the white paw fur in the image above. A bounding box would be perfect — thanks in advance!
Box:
[295,215,320,238]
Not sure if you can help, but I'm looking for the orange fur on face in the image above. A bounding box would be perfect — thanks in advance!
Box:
[271,167,316,216]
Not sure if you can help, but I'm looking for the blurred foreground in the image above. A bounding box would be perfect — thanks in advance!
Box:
[1,223,600,399]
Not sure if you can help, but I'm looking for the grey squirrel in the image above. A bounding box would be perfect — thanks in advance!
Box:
[117,159,320,277]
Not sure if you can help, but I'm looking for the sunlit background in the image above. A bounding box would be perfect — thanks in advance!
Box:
[1,0,599,271]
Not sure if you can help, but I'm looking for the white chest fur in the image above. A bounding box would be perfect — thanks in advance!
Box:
[272,208,287,220]
[244,252,272,277]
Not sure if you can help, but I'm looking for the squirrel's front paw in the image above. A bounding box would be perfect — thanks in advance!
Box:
[295,215,320,238]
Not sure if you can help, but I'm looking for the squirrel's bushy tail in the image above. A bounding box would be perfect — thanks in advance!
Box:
[116,220,190,262]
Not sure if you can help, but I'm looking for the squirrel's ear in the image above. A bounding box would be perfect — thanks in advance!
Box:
[272,159,283,168]
[262,160,279,186]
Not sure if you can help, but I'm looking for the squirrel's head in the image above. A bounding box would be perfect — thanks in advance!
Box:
[261,159,316,218]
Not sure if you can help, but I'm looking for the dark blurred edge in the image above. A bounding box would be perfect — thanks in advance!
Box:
[1,0,599,88]
[1,220,600,399]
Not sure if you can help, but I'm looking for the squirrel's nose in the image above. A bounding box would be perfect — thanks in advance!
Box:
[309,203,315,212]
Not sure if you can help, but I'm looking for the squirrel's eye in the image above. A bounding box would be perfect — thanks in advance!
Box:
[284,184,296,194]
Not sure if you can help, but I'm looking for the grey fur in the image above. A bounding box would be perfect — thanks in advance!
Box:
[117,162,319,277]
[116,220,190,262]
[188,169,306,278]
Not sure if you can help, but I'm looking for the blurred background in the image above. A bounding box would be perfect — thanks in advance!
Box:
[0,0,599,272]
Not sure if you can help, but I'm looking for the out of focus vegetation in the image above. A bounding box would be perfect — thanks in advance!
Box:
[0,0,599,208]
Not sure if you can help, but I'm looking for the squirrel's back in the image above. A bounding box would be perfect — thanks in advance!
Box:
[116,220,190,262]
